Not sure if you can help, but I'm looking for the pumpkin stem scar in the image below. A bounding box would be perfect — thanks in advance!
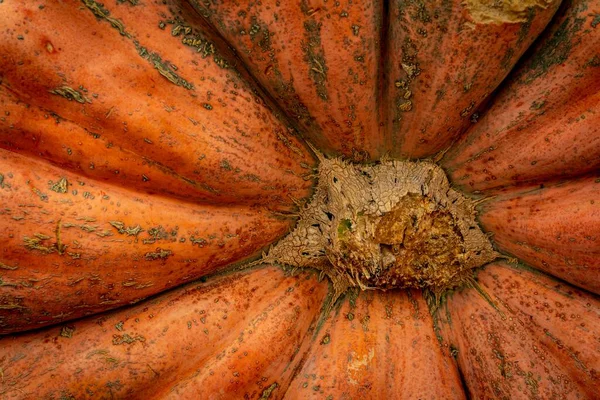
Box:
[250,153,500,315]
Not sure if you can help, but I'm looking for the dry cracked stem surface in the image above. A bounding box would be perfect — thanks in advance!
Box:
[260,155,499,305]
[0,0,599,399]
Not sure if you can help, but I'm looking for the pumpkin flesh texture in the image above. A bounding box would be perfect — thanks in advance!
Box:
[0,0,599,399]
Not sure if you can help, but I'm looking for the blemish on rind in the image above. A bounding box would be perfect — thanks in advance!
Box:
[112,333,146,345]
[81,0,196,89]
[303,19,329,101]
[464,0,555,24]
[59,325,76,338]
[190,236,207,247]
[49,86,91,104]
[49,177,69,193]
[122,280,154,289]
[520,13,585,84]
[81,0,129,36]
[142,225,171,244]
[0,277,18,288]
[23,226,65,255]
[109,221,144,237]
[395,38,421,114]
[144,248,173,260]
[259,382,279,399]
[0,262,18,271]
[137,44,195,90]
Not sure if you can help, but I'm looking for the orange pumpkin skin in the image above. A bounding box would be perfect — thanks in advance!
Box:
[285,289,465,399]
[189,0,387,160]
[443,1,600,192]
[384,0,561,159]
[478,176,600,294]
[440,262,599,399]
[0,150,293,333]
[0,267,327,399]
[190,0,561,160]
[0,0,313,333]
[1,0,600,399]
[0,0,312,205]
[1,263,598,399]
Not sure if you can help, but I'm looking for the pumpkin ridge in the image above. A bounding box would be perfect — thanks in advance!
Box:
[0,0,599,398]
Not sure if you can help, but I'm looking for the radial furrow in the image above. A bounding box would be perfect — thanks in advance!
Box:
[0,267,328,399]
[445,0,600,192]
[189,0,385,160]
[386,0,560,159]
[0,0,312,206]
[0,150,293,333]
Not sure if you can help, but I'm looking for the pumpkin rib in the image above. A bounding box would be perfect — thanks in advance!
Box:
[0,266,329,399]
[0,1,598,398]
[0,0,313,207]
[478,175,600,294]
[439,262,600,398]
[0,148,296,334]
[188,0,387,161]
[161,270,328,399]
[385,0,561,159]
[0,87,281,207]
[284,289,466,399]
[443,0,600,192]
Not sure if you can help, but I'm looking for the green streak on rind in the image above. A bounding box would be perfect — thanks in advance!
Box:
[81,0,195,90]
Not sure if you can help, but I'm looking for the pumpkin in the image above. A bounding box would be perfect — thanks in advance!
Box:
[0,0,599,398]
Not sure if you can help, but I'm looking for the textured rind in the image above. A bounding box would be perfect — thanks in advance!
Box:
[0,0,313,206]
[285,289,466,399]
[386,0,560,158]
[0,0,597,398]
[0,149,292,333]
[478,176,600,294]
[439,262,600,399]
[189,0,385,160]
[444,0,600,192]
[0,266,328,399]
[0,0,317,333]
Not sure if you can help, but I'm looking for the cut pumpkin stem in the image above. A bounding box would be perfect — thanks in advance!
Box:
[247,154,500,317]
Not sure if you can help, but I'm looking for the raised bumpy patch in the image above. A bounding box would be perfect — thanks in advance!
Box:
[260,154,499,301]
